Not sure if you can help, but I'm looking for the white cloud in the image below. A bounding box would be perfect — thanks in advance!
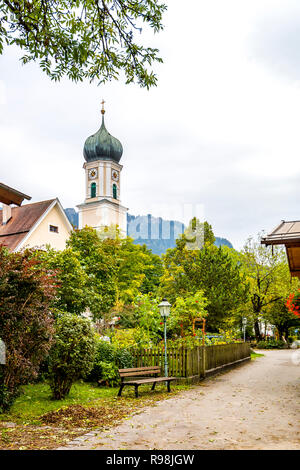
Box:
[0,1,300,250]
[0,81,6,105]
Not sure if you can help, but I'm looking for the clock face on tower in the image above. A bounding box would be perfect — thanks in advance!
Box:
[112,170,119,182]
[88,168,98,179]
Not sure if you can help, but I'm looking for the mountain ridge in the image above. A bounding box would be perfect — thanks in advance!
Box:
[64,208,233,255]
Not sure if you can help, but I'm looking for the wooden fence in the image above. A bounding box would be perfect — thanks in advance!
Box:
[131,342,250,381]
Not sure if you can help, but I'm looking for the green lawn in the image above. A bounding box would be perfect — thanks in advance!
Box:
[0,380,190,426]
[251,352,264,359]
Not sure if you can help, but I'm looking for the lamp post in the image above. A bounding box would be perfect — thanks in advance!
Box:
[159,298,171,377]
[242,317,247,343]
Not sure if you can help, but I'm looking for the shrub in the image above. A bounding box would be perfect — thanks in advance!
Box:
[0,248,56,411]
[111,328,153,349]
[49,314,97,400]
[0,366,14,412]
[96,361,120,387]
[114,348,133,369]
[256,339,286,349]
[87,339,133,385]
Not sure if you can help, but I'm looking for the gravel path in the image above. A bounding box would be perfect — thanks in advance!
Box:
[60,350,300,450]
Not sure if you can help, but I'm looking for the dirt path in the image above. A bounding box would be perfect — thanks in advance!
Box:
[60,350,300,450]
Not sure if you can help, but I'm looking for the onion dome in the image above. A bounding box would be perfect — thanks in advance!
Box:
[83,104,123,163]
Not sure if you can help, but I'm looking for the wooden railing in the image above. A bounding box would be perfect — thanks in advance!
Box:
[130,343,250,381]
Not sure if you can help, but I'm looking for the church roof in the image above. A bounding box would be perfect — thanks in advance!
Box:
[83,110,123,164]
[0,199,55,251]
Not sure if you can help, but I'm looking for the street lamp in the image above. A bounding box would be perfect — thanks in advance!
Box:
[242,317,247,343]
[159,298,171,377]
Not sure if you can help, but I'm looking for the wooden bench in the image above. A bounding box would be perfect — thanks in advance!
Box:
[118,366,176,398]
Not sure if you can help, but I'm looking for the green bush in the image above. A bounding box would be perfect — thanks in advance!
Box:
[0,366,15,412]
[87,339,133,385]
[114,348,133,369]
[96,361,120,387]
[256,339,286,349]
[0,248,56,411]
[49,314,97,400]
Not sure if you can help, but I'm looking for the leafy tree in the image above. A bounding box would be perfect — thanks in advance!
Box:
[265,299,300,341]
[0,0,167,88]
[241,235,295,341]
[49,313,97,399]
[68,226,163,319]
[114,293,163,343]
[169,291,208,337]
[35,247,92,315]
[182,218,215,249]
[0,247,56,410]
[99,230,163,303]
[67,227,118,318]
[161,225,248,331]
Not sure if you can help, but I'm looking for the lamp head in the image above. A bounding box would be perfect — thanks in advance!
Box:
[159,298,171,317]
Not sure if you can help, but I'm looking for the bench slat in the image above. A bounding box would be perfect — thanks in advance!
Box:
[119,366,160,373]
[120,370,161,378]
[123,377,176,385]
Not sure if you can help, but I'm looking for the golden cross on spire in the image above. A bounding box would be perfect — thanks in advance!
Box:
[101,99,106,115]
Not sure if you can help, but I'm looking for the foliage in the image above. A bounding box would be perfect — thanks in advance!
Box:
[95,361,120,387]
[241,236,300,340]
[67,227,118,318]
[48,314,97,400]
[161,221,248,331]
[182,218,216,248]
[67,227,163,318]
[0,247,56,411]
[166,328,242,348]
[113,347,133,369]
[266,298,300,342]
[97,228,163,303]
[111,327,153,349]
[87,338,133,385]
[35,247,92,315]
[168,291,208,337]
[117,294,164,341]
[256,340,286,349]
[286,290,300,318]
[0,0,167,88]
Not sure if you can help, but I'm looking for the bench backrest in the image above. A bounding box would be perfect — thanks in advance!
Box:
[119,366,161,378]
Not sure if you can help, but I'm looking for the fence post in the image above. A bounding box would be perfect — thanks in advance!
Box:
[202,346,206,378]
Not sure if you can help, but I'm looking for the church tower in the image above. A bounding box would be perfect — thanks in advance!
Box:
[77,101,128,235]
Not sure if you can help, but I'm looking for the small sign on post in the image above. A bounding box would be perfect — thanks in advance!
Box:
[0,339,6,365]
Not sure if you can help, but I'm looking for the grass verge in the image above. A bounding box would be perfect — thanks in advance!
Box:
[0,381,190,450]
[251,352,264,359]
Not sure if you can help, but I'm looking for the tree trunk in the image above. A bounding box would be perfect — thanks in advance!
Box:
[254,320,262,341]
[277,326,284,340]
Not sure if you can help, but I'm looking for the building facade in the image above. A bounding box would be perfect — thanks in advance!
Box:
[0,197,72,252]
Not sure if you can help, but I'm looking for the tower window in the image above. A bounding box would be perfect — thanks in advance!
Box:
[113,184,117,200]
[91,182,97,198]
[49,225,59,233]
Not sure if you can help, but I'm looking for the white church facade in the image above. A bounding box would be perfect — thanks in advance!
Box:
[77,102,128,235]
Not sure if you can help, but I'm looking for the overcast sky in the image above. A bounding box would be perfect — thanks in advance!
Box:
[1,0,300,250]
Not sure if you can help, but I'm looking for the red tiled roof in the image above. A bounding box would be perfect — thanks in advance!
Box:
[0,199,55,251]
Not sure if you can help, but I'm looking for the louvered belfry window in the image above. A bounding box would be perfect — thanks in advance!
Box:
[91,182,96,198]
[113,184,117,199]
